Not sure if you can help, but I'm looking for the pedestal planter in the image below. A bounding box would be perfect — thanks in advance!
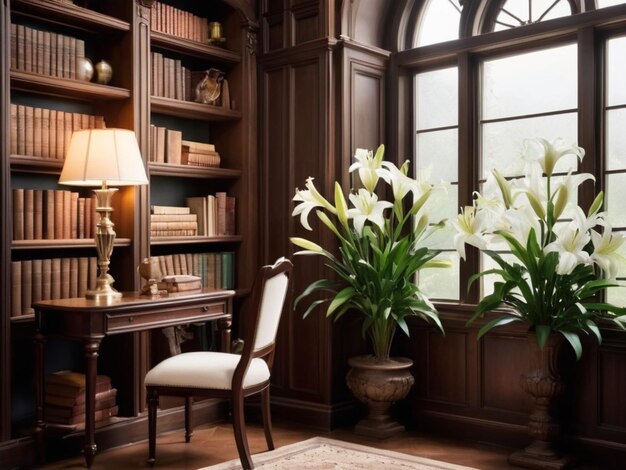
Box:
[346,355,414,439]
[509,333,574,469]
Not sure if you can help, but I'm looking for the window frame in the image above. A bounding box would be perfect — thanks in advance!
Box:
[393,2,626,305]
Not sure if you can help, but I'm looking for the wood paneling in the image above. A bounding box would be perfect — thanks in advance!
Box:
[427,331,468,405]
[599,349,626,428]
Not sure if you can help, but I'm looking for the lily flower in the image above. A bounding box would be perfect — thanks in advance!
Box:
[544,223,591,275]
[379,160,423,203]
[452,205,488,260]
[590,225,626,279]
[522,137,585,177]
[292,177,336,230]
[347,188,393,235]
[349,145,385,192]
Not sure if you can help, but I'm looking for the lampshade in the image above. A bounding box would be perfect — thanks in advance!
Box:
[59,128,148,187]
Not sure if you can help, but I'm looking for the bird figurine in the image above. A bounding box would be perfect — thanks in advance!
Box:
[194,68,224,105]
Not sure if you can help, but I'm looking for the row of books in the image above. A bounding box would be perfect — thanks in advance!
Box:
[10,23,86,80]
[11,256,98,317]
[152,192,235,238]
[45,371,118,427]
[151,1,212,43]
[153,251,235,290]
[148,125,221,167]
[13,189,97,241]
[10,103,106,159]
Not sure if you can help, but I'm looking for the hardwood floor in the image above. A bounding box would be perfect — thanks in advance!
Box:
[36,420,520,469]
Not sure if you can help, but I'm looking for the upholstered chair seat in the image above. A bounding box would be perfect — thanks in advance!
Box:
[144,352,271,390]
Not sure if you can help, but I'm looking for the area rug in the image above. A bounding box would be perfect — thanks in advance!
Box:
[201,436,478,469]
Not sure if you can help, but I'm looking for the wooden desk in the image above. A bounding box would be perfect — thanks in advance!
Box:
[33,288,234,468]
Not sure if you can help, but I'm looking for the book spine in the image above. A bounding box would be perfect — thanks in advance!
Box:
[11,261,22,317]
[34,189,43,240]
[32,258,43,304]
[17,104,25,155]
[13,189,24,241]
[21,259,33,315]
[10,103,17,155]
[51,258,61,300]
[42,258,52,300]
[34,107,42,157]
[41,108,50,159]
[60,257,70,299]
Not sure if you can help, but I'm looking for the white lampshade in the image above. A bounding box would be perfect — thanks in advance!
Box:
[59,128,149,187]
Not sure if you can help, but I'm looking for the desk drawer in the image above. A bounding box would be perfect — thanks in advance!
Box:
[106,301,228,333]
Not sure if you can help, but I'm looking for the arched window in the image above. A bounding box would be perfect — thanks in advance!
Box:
[415,0,462,47]
[404,0,626,304]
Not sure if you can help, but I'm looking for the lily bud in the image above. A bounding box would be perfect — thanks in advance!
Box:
[493,169,513,209]
[526,191,546,220]
[553,184,568,220]
[334,182,349,227]
[290,237,324,253]
[588,191,604,217]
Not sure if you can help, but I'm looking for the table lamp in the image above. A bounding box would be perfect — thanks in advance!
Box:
[59,128,149,301]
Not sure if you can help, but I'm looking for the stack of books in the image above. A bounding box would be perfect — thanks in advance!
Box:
[44,371,118,426]
[161,274,203,293]
[150,205,198,237]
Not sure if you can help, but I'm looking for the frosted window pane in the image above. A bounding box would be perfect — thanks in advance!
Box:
[598,0,626,7]
[606,109,626,170]
[416,68,458,130]
[481,253,519,297]
[417,252,460,301]
[607,37,626,106]
[606,174,626,227]
[481,113,578,179]
[416,0,461,47]
[610,231,626,278]
[482,44,577,120]
[606,281,626,308]
[427,223,458,251]
[416,129,458,182]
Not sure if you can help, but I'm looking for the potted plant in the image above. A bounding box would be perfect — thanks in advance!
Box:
[290,144,450,438]
[452,137,626,468]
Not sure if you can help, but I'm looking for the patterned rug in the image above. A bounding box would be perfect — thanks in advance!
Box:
[201,437,478,469]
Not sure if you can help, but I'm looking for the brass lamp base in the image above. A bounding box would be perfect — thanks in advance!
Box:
[89,185,122,302]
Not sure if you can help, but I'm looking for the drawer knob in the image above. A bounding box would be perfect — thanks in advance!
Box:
[202,306,209,312]
[128,316,134,323]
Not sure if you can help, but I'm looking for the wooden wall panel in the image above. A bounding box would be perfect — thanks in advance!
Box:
[599,349,626,428]
[481,334,530,414]
[352,71,383,152]
[427,331,468,405]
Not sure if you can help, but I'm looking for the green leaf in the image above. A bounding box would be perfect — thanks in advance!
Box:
[535,325,551,350]
[302,299,328,319]
[560,330,583,360]
[294,279,334,308]
[476,316,521,340]
[326,287,356,317]
[585,320,602,345]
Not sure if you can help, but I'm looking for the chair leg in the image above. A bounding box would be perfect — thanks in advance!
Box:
[261,387,274,450]
[184,396,193,443]
[147,388,159,466]
[232,391,253,469]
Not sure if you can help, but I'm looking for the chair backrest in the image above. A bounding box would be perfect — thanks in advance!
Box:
[246,257,292,352]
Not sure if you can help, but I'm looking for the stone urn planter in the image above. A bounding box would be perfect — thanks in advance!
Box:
[346,355,415,439]
[508,332,574,469]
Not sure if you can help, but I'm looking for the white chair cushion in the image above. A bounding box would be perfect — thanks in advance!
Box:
[144,351,270,390]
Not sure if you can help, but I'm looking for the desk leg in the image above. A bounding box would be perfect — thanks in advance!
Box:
[84,340,101,468]
[218,317,232,353]
[34,331,46,463]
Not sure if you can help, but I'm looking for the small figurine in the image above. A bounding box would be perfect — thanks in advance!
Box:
[138,257,166,296]
[194,68,224,105]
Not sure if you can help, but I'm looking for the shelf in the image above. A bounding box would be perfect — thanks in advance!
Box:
[11,70,131,101]
[151,31,240,63]
[10,0,130,33]
[150,235,242,246]
[149,162,241,179]
[151,96,241,121]
[12,238,132,250]
[11,156,64,174]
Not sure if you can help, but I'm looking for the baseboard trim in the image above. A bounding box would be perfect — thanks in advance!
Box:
[270,396,358,431]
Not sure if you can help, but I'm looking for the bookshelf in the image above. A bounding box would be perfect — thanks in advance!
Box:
[0,0,258,455]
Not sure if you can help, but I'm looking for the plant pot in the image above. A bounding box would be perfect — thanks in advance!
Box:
[346,355,414,439]
[509,332,575,469]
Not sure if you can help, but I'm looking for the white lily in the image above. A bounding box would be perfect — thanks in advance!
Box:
[498,205,542,247]
[292,177,336,230]
[349,145,384,192]
[452,205,488,260]
[522,137,585,177]
[590,225,626,279]
[554,171,595,219]
[378,160,422,203]
[347,188,393,235]
[544,223,591,274]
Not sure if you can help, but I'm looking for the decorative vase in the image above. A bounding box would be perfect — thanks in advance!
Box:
[509,332,574,469]
[346,355,414,439]
[95,60,113,85]
[77,57,94,81]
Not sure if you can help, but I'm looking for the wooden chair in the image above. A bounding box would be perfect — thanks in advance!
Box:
[145,258,293,469]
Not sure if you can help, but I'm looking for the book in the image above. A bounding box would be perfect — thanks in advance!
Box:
[10,103,17,155]
[54,190,64,239]
[225,196,236,236]
[166,129,182,164]
[25,105,34,156]
[216,192,227,236]
[151,205,190,215]
[21,259,33,315]
[51,258,61,299]
[24,189,34,240]
[69,257,78,298]
[43,189,55,239]
[34,189,43,239]
[49,109,57,159]
[156,126,166,163]
[45,391,117,419]
[77,257,89,297]
[162,275,202,293]
[17,104,25,155]
[185,197,207,236]
[13,189,24,241]
[62,190,71,239]
[46,405,118,426]
[45,371,112,396]
[11,262,21,317]
[32,258,43,304]
[34,107,42,157]
[42,258,52,300]
[41,108,50,159]
[60,257,70,299]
